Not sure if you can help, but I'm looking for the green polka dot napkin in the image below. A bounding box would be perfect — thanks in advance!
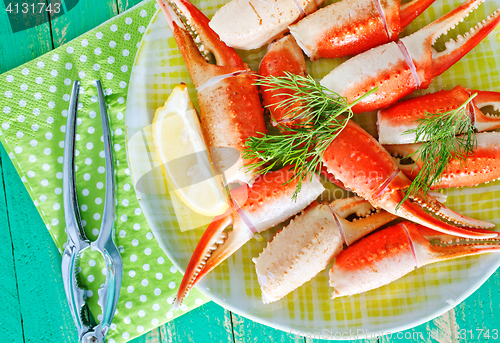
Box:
[0,1,209,342]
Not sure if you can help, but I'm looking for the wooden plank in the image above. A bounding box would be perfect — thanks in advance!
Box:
[117,0,146,13]
[379,312,455,343]
[453,270,500,342]
[0,0,52,73]
[2,147,79,343]
[158,302,234,342]
[231,313,304,343]
[129,327,162,343]
[306,331,378,342]
[0,147,24,343]
[49,0,118,47]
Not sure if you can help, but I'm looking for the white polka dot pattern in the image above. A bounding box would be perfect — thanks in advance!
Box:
[0,1,209,342]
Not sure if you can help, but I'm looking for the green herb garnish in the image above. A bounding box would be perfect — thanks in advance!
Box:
[243,72,376,199]
[398,93,478,207]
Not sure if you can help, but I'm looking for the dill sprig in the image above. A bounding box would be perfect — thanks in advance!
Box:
[398,93,478,206]
[243,72,376,199]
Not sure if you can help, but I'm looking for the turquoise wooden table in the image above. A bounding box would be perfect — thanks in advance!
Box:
[1,0,499,342]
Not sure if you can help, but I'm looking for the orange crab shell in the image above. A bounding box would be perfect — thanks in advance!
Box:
[378,86,500,145]
[323,119,399,203]
[330,222,415,298]
[330,221,500,298]
[258,35,308,127]
[385,132,500,189]
[320,0,500,113]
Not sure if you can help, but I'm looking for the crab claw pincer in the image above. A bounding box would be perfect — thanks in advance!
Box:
[156,0,266,185]
[378,86,500,144]
[289,0,436,60]
[322,119,497,238]
[172,168,325,309]
[321,0,500,113]
[330,221,500,297]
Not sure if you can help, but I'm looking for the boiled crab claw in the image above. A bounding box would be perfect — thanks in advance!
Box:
[209,0,324,50]
[172,167,325,309]
[254,197,397,303]
[322,118,497,238]
[258,35,308,127]
[289,0,436,60]
[330,220,500,297]
[259,33,497,238]
[378,86,500,145]
[321,0,500,113]
[385,132,500,189]
[156,0,266,185]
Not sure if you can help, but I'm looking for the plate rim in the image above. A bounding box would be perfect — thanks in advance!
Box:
[124,2,500,338]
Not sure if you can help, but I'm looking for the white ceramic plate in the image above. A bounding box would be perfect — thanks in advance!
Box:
[125,0,500,338]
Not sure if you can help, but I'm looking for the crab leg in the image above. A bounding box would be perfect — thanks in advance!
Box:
[322,119,497,238]
[172,167,325,309]
[385,132,500,189]
[378,86,500,145]
[289,0,435,60]
[254,197,397,303]
[321,0,500,113]
[330,221,500,298]
[157,0,266,185]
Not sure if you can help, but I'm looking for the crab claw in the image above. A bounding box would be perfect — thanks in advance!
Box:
[330,221,500,298]
[172,167,325,309]
[385,132,500,189]
[258,35,308,127]
[470,89,500,132]
[157,0,245,86]
[322,119,496,239]
[401,0,500,88]
[156,0,267,185]
[321,0,500,113]
[253,197,397,303]
[376,173,497,237]
[289,0,436,60]
[378,86,500,145]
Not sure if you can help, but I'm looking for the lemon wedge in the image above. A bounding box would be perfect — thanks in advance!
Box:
[152,84,228,216]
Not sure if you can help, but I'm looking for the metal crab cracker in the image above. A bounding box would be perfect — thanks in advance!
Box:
[61,80,123,343]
